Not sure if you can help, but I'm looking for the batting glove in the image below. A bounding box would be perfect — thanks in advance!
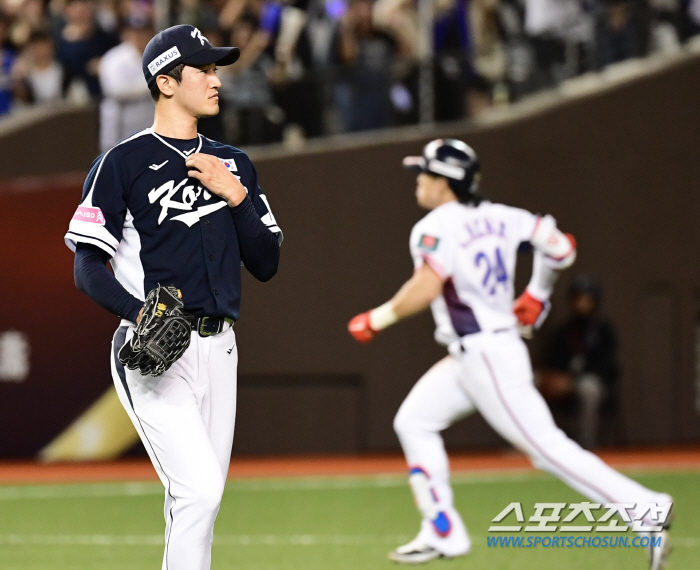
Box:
[348,312,379,343]
[513,290,549,327]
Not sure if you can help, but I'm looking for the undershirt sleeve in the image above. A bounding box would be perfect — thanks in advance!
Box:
[230,197,280,282]
[74,243,144,323]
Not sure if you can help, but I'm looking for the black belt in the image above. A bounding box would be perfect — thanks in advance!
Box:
[187,315,234,337]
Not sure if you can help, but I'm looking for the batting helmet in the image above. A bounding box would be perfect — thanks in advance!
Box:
[403,138,481,202]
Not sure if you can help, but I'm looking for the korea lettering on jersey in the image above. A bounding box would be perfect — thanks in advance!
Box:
[409,201,538,344]
[64,128,281,320]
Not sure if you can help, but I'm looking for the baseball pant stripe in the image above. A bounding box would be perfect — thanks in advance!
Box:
[480,351,617,504]
[112,327,133,409]
[112,326,177,570]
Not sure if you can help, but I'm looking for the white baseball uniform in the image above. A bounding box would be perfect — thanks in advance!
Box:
[393,200,670,556]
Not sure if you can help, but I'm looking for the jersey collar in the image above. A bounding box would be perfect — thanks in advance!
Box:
[149,128,203,159]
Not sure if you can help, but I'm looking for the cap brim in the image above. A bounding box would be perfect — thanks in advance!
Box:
[183,46,241,67]
[403,156,427,172]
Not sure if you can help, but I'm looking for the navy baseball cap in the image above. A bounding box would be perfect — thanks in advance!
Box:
[143,25,240,88]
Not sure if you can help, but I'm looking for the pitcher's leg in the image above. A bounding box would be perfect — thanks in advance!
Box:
[200,327,239,478]
[393,355,475,556]
[111,327,226,570]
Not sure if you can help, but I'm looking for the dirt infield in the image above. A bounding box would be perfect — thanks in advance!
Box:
[0,446,699,484]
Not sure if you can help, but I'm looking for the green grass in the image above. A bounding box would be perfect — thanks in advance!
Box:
[0,470,696,569]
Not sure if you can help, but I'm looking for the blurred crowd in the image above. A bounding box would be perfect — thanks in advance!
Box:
[1,0,699,146]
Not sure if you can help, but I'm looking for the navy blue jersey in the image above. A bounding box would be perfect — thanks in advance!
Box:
[65,128,281,319]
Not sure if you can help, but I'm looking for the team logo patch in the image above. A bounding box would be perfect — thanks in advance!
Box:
[72,206,105,225]
[190,27,209,46]
[148,46,181,75]
[218,158,237,172]
[418,234,440,251]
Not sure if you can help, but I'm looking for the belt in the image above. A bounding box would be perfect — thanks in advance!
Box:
[455,327,513,353]
[187,315,234,337]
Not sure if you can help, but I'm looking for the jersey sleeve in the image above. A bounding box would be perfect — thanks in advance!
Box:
[244,158,283,244]
[64,152,127,258]
[409,215,454,280]
[508,206,539,245]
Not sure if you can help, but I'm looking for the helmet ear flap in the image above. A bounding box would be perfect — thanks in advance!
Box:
[448,164,481,202]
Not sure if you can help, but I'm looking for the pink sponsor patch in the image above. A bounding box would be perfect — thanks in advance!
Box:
[72,206,106,225]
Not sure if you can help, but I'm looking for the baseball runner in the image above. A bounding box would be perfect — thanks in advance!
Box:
[348,139,672,568]
[65,25,281,570]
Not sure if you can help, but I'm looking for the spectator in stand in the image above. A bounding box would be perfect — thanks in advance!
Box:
[98,17,153,150]
[371,0,418,124]
[219,14,279,144]
[543,275,619,449]
[647,0,682,56]
[432,0,472,119]
[333,0,395,132]
[372,0,419,58]
[523,0,591,87]
[685,0,700,37]
[271,0,320,133]
[0,12,17,115]
[13,30,65,105]
[55,0,118,98]
[227,0,320,140]
[470,0,508,105]
[305,0,346,69]
[595,0,643,67]
[376,0,501,119]
[177,0,222,29]
[6,0,47,47]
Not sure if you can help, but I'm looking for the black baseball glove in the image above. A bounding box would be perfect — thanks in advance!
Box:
[118,285,192,376]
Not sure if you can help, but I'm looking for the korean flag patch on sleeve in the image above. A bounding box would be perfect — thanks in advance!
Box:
[418,234,440,251]
[218,158,237,172]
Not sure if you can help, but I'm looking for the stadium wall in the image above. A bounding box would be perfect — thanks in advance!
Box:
[0,55,699,457]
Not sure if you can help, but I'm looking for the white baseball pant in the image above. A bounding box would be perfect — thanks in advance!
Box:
[111,324,238,570]
[393,330,670,555]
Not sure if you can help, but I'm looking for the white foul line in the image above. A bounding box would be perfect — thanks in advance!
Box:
[0,472,542,501]
[0,534,412,547]
[0,482,163,501]
[0,534,698,548]
[0,468,691,501]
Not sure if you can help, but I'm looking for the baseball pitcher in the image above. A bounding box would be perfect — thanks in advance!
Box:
[65,25,282,570]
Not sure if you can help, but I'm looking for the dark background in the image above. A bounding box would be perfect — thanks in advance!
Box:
[1,55,699,457]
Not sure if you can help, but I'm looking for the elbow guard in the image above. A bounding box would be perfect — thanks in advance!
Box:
[530,215,577,269]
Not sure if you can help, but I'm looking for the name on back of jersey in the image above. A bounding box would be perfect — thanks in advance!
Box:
[460,217,507,248]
